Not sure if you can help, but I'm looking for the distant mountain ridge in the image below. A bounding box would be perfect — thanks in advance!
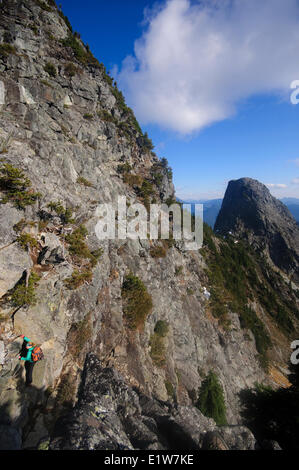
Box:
[178,197,299,228]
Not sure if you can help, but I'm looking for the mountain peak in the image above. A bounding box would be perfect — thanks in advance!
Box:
[214,177,299,280]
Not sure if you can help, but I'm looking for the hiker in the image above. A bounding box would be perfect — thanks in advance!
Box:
[18,335,43,386]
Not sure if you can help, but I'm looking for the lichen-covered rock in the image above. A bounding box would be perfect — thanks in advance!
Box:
[49,354,257,450]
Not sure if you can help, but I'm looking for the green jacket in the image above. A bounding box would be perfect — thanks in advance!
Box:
[20,336,34,362]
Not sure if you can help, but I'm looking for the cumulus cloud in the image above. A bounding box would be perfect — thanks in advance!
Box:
[266,183,287,189]
[117,0,299,134]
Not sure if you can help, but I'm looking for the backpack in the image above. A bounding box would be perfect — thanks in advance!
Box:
[31,346,44,362]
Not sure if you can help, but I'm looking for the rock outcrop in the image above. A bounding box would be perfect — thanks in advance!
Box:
[49,354,256,450]
[214,178,299,281]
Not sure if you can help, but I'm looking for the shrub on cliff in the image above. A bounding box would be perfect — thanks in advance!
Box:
[64,269,93,290]
[121,273,153,329]
[0,163,41,209]
[154,320,169,337]
[0,43,16,59]
[150,244,167,259]
[196,370,227,426]
[10,272,41,307]
[17,233,39,251]
[47,201,74,224]
[44,62,57,78]
[150,321,169,367]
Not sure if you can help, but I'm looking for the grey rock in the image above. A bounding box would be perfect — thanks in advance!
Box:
[215,177,299,281]
[0,424,22,450]
[49,354,257,450]
[0,341,4,365]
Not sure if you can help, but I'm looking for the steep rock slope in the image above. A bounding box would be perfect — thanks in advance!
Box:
[0,0,296,449]
[49,353,257,451]
[214,178,299,281]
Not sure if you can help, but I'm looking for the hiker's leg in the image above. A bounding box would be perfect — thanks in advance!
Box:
[25,362,34,385]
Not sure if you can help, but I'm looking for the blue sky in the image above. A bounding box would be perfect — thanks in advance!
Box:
[59,0,299,200]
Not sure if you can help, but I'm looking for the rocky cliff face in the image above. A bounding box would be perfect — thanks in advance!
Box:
[0,0,296,450]
[48,353,257,451]
[214,178,299,281]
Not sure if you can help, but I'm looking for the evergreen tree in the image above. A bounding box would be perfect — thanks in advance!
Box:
[197,370,227,425]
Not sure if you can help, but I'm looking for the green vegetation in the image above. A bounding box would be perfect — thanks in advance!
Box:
[150,158,172,188]
[55,373,76,409]
[99,78,150,146]
[121,273,153,329]
[65,224,88,257]
[13,218,27,233]
[165,380,175,399]
[175,266,183,276]
[201,221,298,369]
[0,43,16,59]
[40,79,52,88]
[67,313,92,358]
[202,232,276,367]
[17,233,39,251]
[83,113,93,120]
[186,287,195,296]
[149,332,166,367]
[58,19,144,144]
[44,62,57,78]
[77,176,93,187]
[34,0,53,12]
[154,320,169,337]
[61,33,99,67]
[10,272,41,308]
[47,201,74,224]
[139,180,155,198]
[30,24,39,36]
[123,173,143,187]
[117,162,132,174]
[64,268,92,290]
[149,320,169,367]
[160,157,173,181]
[65,225,102,267]
[139,132,154,151]
[136,179,155,209]
[150,244,167,258]
[110,83,128,114]
[0,163,41,209]
[165,196,177,207]
[196,370,227,426]
[58,9,73,33]
[239,306,271,370]
[98,109,117,124]
[64,62,80,77]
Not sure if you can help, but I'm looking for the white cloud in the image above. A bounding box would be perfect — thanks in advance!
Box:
[118,0,299,134]
[266,183,287,189]
[291,178,299,184]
